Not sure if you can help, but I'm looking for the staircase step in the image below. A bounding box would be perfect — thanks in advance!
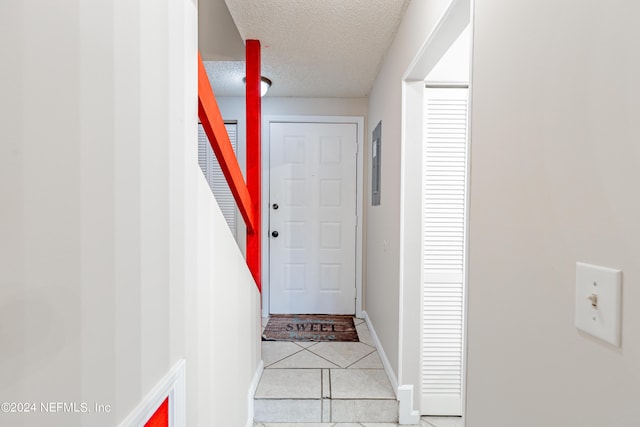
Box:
[253,397,398,423]
[331,399,398,423]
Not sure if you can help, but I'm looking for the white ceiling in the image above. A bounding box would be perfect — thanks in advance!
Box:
[201,0,410,98]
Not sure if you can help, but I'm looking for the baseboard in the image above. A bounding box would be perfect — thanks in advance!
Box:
[363,312,420,425]
[362,311,398,394]
[398,385,420,425]
[245,359,264,427]
[118,359,186,427]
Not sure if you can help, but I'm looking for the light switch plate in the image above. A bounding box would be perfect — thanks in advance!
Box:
[575,262,622,347]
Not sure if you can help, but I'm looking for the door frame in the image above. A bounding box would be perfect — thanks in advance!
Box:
[261,115,365,318]
[398,0,472,422]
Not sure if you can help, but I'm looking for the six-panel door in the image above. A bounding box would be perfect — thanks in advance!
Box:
[269,122,357,314]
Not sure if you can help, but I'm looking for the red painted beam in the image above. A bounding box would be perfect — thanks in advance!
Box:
[246,40,262,291]
[144,397,169,427]
[197,52,256,235]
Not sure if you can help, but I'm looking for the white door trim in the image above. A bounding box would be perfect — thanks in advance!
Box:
[262,115,364,318]
[399,0,472,422]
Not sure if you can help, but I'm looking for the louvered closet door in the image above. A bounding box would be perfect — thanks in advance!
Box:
[198,122,238,238]
[421,86,468,416]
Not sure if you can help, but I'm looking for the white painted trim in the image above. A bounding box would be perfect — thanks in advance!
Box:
[245,360,264,427]
[401,0,471,421]
[397,79,425,391]
[262,115,365,318]
[118,359,186,427]
[403,0,471,82]
[398,385,420,425]
[363,311,398,393]
[461,2,476,424]
[397,79,425,423]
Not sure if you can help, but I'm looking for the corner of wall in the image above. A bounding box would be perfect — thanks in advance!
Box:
[365,311,421,425]
[363,311,398,392]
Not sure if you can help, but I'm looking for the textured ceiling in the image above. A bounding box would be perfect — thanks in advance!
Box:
[205,0,410,98]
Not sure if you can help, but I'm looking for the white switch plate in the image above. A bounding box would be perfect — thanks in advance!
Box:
[575,262,622,347]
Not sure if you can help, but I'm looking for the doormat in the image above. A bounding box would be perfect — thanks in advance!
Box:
[262,315,359,342]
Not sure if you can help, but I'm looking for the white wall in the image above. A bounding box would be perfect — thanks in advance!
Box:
[217,97,368,160]
[0,1,261,426]
[214,97,369,183]
[367,0,455,391]
[189,178,262,426]
[467,0,640,425]
[425,25,470,83]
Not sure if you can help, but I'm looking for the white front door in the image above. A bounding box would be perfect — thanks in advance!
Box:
[269,122,357,314]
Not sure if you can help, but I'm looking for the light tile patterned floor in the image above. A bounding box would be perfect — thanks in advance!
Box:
[421,416,463,427]
[253,416,462,427]
[255,317,400,424]
[255,317,463,426]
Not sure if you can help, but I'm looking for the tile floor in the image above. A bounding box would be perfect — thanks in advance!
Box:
[254,417,462,427]
[254,317,463,427]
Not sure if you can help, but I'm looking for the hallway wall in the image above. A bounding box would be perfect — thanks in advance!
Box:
[191,176,262,427]
[0,0,261,426]
[217,97,368,168]
[467,0,640,425]
[366,0,456,391]
[216,96,368,180]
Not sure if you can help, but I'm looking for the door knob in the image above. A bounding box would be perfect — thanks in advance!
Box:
[272,203,279,210]
[271,231,279,238]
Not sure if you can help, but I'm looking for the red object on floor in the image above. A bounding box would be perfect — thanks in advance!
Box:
[144,397,169,427]
[245,39,262,291]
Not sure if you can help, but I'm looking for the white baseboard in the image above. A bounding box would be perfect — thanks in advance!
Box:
[362,311,398,394]
[363,312,420,425]
[245,360,264,427]
[398,385,420,425]
[118,359,186,427]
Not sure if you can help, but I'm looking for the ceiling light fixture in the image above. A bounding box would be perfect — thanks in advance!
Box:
[243,76,272,97]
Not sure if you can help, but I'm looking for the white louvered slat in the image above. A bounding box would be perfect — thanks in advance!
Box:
[421,87,468,415]
[197,123,238,239]
[198,127,210,181]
